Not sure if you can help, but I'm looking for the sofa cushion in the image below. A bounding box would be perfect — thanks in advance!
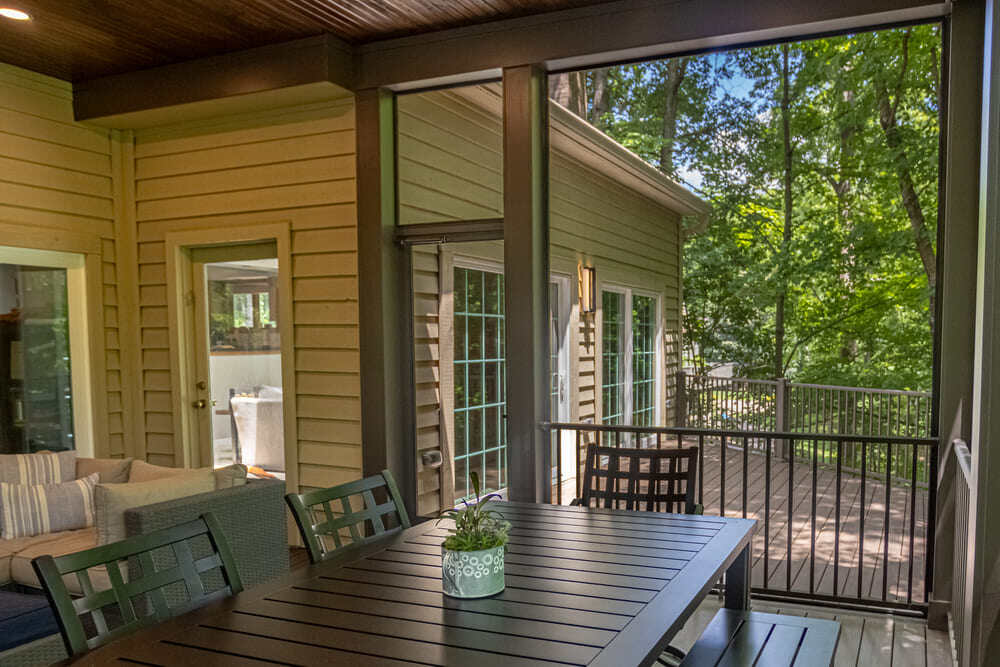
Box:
[0,473,99,539]
[9,527,110,595]
[0,591,60,652]
[0,450,75,485]
[76,457,133,484]
[95,471,216,545]
[0,531,73,585]
[128,460,247,489]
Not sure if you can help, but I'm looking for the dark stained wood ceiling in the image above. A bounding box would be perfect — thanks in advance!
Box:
[0,0,618,82]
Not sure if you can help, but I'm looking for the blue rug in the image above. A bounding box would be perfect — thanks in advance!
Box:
[0,590,59,651]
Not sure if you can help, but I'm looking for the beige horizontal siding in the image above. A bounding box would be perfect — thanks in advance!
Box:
[0,63,121,458]
[132,99,361,487]
[398,85,686,514]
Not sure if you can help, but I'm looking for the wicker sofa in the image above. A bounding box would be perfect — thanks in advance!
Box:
[0,478,289,666]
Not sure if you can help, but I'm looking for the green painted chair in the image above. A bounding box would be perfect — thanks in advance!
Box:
[31,513,243,658]
[286,469,411,564]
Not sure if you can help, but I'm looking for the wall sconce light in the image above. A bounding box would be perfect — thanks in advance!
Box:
[579,265,596,313]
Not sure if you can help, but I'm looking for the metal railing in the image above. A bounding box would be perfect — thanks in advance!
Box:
[677,374,933,483]
[952,439,973,667]
[547,421,938,615]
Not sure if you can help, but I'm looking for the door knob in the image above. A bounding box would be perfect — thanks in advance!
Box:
[192,399,207,409]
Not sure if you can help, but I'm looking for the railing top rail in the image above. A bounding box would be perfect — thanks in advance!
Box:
[785,381,931,397]
[954,438,972,484]
[687,375,778,387]
[544,422,938,447]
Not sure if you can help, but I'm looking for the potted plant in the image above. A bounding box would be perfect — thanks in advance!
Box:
[439,471,510,598]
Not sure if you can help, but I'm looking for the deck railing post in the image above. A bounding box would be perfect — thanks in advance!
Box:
[776,377,790,460]
[676,371,687,427]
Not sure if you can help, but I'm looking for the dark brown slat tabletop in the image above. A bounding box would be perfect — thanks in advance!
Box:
[70,502,756,667]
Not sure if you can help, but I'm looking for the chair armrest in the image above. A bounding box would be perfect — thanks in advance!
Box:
[570,498,583,506]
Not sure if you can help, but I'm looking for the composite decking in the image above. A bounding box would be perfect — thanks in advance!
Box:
[556,440,930,607]
[672,597,952,667]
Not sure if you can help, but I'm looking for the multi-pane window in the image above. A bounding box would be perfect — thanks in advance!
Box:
[632,295,657,427]
[601,291,626,427]
[454,267,506,499]
[601,288,660,435]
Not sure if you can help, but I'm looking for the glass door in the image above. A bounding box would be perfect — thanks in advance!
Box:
[189,245,285,475]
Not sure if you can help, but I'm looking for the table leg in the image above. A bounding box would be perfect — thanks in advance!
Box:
[724,545,750,610]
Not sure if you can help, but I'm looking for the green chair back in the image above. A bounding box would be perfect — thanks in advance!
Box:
[31,512,244,657]
[286,469,411,564]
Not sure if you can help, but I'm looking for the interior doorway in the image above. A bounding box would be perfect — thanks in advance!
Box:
[169,235,292,478]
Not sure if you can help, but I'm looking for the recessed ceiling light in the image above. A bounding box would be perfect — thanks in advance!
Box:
[0,8,31,20]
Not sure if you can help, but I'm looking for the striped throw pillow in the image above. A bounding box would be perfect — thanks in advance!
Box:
[0,473,99,539]
[0,451,76,485]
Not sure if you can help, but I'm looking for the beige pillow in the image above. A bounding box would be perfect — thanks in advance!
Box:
[94,470,216,545]
[77,457,133,484]
[129,461,247,489]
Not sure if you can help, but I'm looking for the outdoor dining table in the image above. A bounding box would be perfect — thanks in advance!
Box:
[69,501,756,666]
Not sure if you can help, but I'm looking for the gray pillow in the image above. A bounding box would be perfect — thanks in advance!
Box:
[0,473,99,539]
[0,450,76,485]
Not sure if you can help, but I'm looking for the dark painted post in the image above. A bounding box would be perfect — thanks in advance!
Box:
[503,64,551,503]
[776,377,790,460]
[676,371,687,427]
[356,87,416,519]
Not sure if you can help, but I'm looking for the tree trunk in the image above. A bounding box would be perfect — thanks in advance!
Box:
[775,44,794,379]
[659,58,689,174]
[549,72,587,118]
[875,30,937,328]
[589,68,611,127]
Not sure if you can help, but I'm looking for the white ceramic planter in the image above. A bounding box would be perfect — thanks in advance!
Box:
[441,545,505,598]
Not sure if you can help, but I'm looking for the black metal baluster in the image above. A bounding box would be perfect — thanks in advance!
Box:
[859,444,867,600]
[742,435,749,519]
[810,438,818,594]
[787,437,794,592]
[720,435,727,517]
[908,442,918,605]
[698,434,705,506]
[576,429,582,500]
[556,427,562,505]
[883,442,892,601]
[765,436,772,589]
[834,440,842,598]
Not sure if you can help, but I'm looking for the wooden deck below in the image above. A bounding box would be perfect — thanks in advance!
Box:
[672,597,952,667]
[555,440,930,608]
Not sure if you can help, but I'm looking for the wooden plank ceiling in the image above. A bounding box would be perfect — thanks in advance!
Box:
[0,0,617,82]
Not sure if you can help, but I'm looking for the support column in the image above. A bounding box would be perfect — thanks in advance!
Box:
[968,1,1000,664]
[356,88,416,518]
[503,65,551,503]
[929,1,985,630]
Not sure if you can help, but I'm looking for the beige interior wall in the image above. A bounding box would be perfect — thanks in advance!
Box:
[399,85,684,514]
[129,99,361,489]
[0,63,121,457]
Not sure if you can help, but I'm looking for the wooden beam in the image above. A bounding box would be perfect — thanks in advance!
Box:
[356,87,416,517]
[358,0,950,89]
[503,64,551,503]
[73,34,354,122]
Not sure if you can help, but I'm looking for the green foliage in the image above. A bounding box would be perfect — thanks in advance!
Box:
[591,25,940,390]
[438,471,510,551]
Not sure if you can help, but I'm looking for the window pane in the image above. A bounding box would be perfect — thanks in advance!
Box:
[453,266,506,499]
[1,264,73,453]
[602,291,625,430]
[632,295,657,427]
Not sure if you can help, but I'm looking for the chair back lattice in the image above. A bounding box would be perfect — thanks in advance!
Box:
[579,445,698,514]
[286,469,411,564]
[31,513,243,657]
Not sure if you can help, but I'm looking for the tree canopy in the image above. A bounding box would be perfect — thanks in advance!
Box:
[551,24,940,391]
